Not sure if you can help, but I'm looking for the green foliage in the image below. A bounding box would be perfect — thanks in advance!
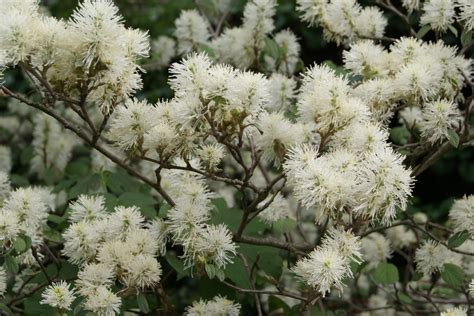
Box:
[371,263,399,285]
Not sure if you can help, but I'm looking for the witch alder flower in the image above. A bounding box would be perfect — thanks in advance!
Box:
[386,225,416,249]
[470,279,474,298]
[361,233,392,267]
[256,112,308,163]
[355,147,413,224]
[389,37,426,66]
[108,99,159,152]
[268,29,301,75]
[69,195,107,223]
[343,41,389,79]
[457,0,474,31]
[169,52,212,99]
[194,224,237,269]
[62,221,101,264]
[0,145,12,173]
[420,0,456,31]
[399,106,423,128]
[441,307,468,316]
[352,78,398,122]
[353,7,387,39]
[402,0,420,11]
[394,61,442,101]
[242,0,276,43]
[83,285,121,316]
[107,206,145,240]
[419,99,462,144]
[293,247,348,295]
[124,229,160,256]
[121,254,162,289]
[185,296,241,316]
[331,122,389,154]
[266,74,297,112]
[258,193,292,224]
[449,195,474,235]
[415,240,462,275]
[143,120,179,157]
[151,36,176,69]
[195,143,225,172]
[40,281,76,311]
[0,172,10,201]
[76,263,115,296]
[174,10,211,55]
[31,114,79,177]
[0,209,19,247]
[322,228,362,264]
[146,218,169,256]
[0,267,6,297]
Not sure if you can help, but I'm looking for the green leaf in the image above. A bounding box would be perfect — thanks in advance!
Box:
[417,25,431,39]
[13,237,27,254]
[447,129,460,148]
[47,214,66,224]
[441,263,464,288]
[448,230,470,248]
[448,24,458,37]
[137,293,150,313]
[198,44,215,58]
[5,255,19,274]
[205,263,216,279]
[273,218,297,234]
[398,292,413,304]
[264,38,281,60]
[118,192,157,218]
[461,30,473,48]
[68,174,102,199]
[390,126,410,145]
[371,263,399,284]
[411,271,423,281]
[165,253,187,280]
[0,303,13,316]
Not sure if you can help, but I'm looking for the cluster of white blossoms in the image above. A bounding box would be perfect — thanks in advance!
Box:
[296,0,387,44]
[58,194,162,314]
[449,195,474,235]
[171,0,300,74]
[185,295,241,316]
[414,240,463,275]
[40,281,76,311]
[284,62,413,224]
[345,38,470,143]
[0,0,149,113]
[293,228,361,295]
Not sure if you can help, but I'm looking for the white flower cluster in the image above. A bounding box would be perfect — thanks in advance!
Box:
[284,63,413,224]
[0,186,55,252]
[296,0,387,44]
[293,228,361,295]
[173,0,300,74]
[346,38,469,143]
[414,240,463,275]
[0,0,149,112]
[58,194,163,314]
[449,195,474,235]
[40,281,76,311]
[185,295,241,316]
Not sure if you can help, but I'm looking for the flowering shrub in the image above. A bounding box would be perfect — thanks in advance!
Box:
[0,0,473,315]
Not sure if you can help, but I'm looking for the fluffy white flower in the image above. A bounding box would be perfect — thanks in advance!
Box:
[174,10,211,55]
[169,52,212,99]
[419,99,462,144]
[76,263,115,296]
[441,307,468,316]
[415,240,462,275]
[195,144,225,172]
[457,0,474,31]
[394,61,442,101]
[270,29,300,75]
[361,233,392,267]
[143,120,179,157]
[353,7,387,39]
[323,228,362,263]
[40,281,76,310]
[470,279,474,298]
[386,225,416,249]
[398,106,423,128]
[0,146,12,173]
[151,36,176,69]
[293,247,348,295]
[0,267,6,296]
[146,218,169,256]
[343,41,389,78]
[69,195,107,223]
[185,296,241,316]
[108,99,159,152]
[266,74,297,112]
[402,0,420,11]
[0,209,19,246]
[243,0,276,43]
[121,254,162,289]
[0,172,10,201]
[420,0,456,31]
[225,71,269,118]
[256,112,308,163]
[195,224,237,269]
[355,147,413,224]
[62,221,101,264]
[108,206,145,239]
[258,193,292,224]
[331,122,389,154]
[125,228,159,256]
[83,286,121,316]
[449,195,474,235]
